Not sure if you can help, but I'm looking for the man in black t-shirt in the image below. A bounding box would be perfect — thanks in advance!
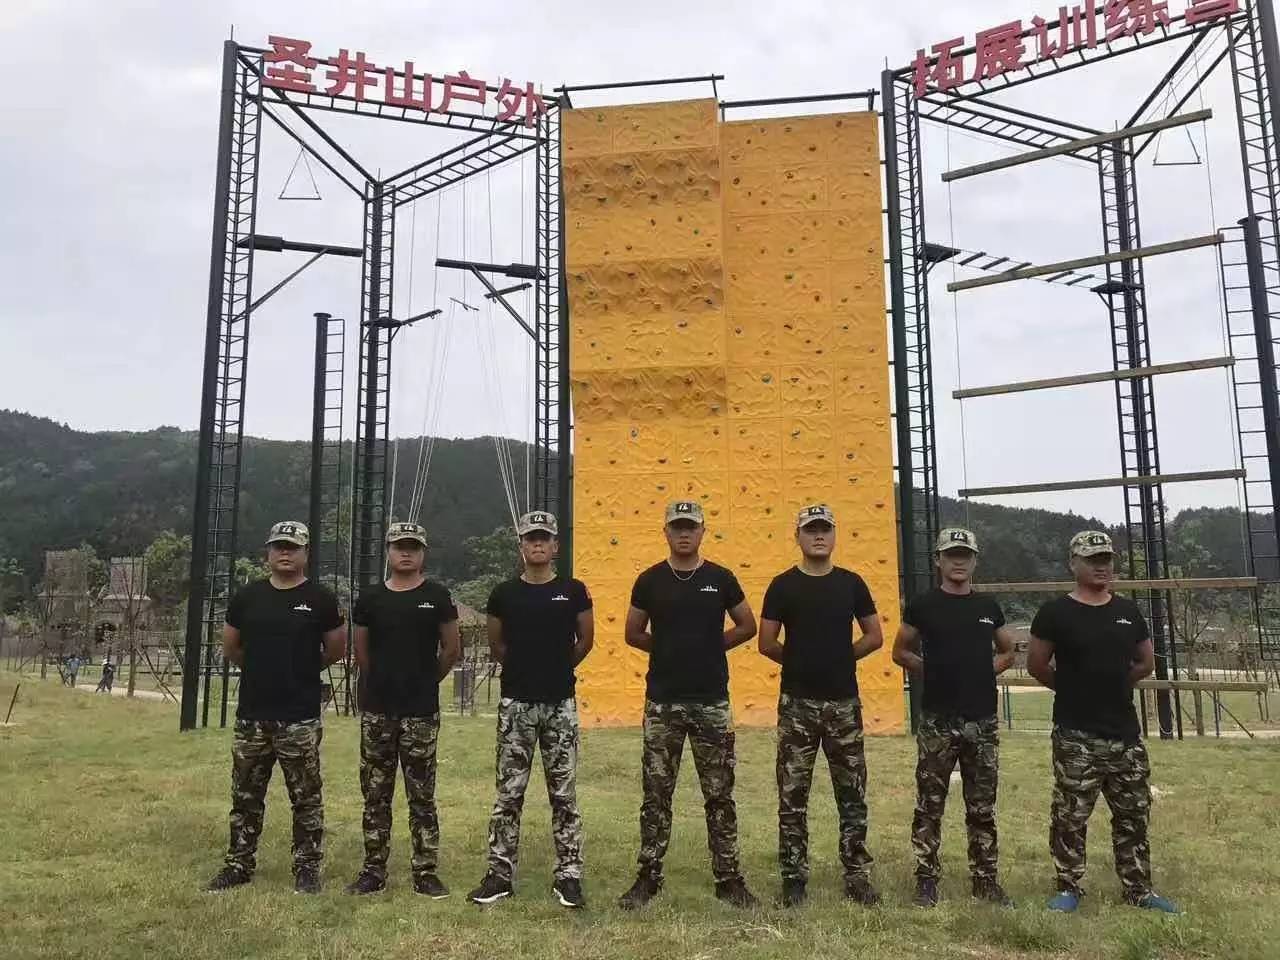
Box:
[1028,531,1177,914]
[892,528,1016,908]
[206,521,346,894]
[345,522,460,898]
[759,504,884,908]
[467,511,593,909]
[618,501,759,911]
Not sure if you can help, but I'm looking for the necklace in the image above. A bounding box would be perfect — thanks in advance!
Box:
[667,559,703,582]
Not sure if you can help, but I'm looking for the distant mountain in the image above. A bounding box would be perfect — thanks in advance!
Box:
[0,410,1268,610]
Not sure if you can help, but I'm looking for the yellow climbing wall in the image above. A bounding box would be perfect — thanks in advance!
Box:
[565,99,903,733]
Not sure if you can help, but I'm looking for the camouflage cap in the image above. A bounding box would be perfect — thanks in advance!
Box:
[1071,530,1114,558]
[386,521,428,546]
[797,503,836,529]
[665,500,705,525]
[266,520,309,547]
[936,527,979,554]
[517,511,558,536]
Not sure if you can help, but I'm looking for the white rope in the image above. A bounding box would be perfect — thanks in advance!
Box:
[945,122,972,528]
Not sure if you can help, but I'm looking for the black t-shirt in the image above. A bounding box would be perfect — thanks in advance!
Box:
[1031,594,1149,742]
[225,579,343,722]
[353,580,457,717]
[903,588,1005,720]
[762,566,877,700]
[631,561,745,703]
[487,577,592,702]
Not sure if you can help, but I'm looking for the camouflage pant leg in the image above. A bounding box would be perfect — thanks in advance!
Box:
[486,698,538,883]
[274,719,325,873]
[686,701,741,883]
[822,697,873,880]
[776,694,822,882]
[359,713,401,877]
[225,719,275,875]
[536,699,584,881]
[636,700,688,879]
[1099,737,1153,900]
[957,717,1000,881]
[911,715,961,881]
[1049,727,1105,895]
[399,714,442,878]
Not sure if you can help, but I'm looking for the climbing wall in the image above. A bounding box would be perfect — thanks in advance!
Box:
[565,99,902,733]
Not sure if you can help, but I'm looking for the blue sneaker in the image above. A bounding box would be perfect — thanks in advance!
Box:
[1047,890,1081,912]
[1132,892,1179,914]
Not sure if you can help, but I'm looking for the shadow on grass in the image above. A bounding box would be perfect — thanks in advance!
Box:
[949,907,1067,953]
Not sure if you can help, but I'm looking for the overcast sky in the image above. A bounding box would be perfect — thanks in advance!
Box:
[0,0,1257,523]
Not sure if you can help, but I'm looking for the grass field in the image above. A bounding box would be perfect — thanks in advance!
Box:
[2,672,1279,960]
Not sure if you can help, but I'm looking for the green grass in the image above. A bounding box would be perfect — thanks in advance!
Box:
[2,671,1279,960]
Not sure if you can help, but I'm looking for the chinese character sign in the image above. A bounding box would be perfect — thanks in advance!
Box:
[914,0,1239,97]
[260,36,547,127]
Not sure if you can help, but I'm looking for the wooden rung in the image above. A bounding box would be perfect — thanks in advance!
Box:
[953,356,1235,400]
[942,109,1213,183]
[976,577,1259,593]
[960,469,1244,498]
[946,233,1223,293]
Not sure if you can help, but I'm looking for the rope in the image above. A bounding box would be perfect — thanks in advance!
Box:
[945,122,972,529]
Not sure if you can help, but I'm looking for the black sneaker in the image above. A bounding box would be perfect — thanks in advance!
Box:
[294,868,321,894]
[414,873,450,899]
[972,877,1013,907]
[467,873,513,905]
[714,877,760,909]
[618,872,663,910]
[912,877,939,908]
[205,867,250,892]
[344,871,386,896]
[554,877,586,909]
[780,878,807,908]
[844,875,882,906]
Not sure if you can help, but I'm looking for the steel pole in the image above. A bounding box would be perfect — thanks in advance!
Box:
[181,40,238,731]
[1240,214,1280,568]
[309,313,330,578]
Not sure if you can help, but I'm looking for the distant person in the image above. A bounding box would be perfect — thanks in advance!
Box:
[759,505,885,908]
[66,655,82,687]
[1027,531,1177,914]
[892,528,1016,908]
[345,522,461,898]
[618,501,759,910]
[96,660,116,693]
[467,512,593,909]
[205,521,346,894]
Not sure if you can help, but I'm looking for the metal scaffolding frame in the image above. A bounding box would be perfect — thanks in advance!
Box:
[180,41,567,729]
[884,2,1280,737]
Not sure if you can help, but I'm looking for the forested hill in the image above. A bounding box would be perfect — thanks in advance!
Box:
[0,409,1266,594]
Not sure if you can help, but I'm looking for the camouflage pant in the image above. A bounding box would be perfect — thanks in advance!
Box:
[485,698,583,883]
[225,718,324,876]
[911,713,1000,882]
[776,694,873,883]
[359,713,440,880]
[1050,726,1152,900]
[638,699,741,883]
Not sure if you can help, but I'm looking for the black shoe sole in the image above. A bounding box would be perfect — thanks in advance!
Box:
[468,890,511,905]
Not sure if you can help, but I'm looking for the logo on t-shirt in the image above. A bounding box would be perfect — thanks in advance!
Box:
[699,585,719,593]
[552,594,570,601]
[292,603,312,613]
[418,602,435,610]
[1116,617,1133,625]
[978,617,995,626]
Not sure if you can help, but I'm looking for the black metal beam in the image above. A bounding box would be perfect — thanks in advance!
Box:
[308,312,329,579]
[237,235,363,257]
[436,258,543,279]
[1241,213,1280,569]
[720,90,877,110]
[554,75,724,94]
[392,136,537,206]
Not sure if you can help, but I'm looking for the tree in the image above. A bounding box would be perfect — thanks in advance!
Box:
[143,530,191,621]
[234,556,271,586]
[451,526,518,612]
[0,556,23,615]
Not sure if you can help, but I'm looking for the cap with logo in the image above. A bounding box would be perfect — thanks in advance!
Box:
[517,511,558,536]
[797,503,836,529]
[386,521,428,546]
[935,528,979,554]
[1070,530,1114,558]
[665,501,705,525]
[266,521,309,547]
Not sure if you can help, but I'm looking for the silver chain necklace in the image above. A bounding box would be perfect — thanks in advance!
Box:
[667,559,703,582]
